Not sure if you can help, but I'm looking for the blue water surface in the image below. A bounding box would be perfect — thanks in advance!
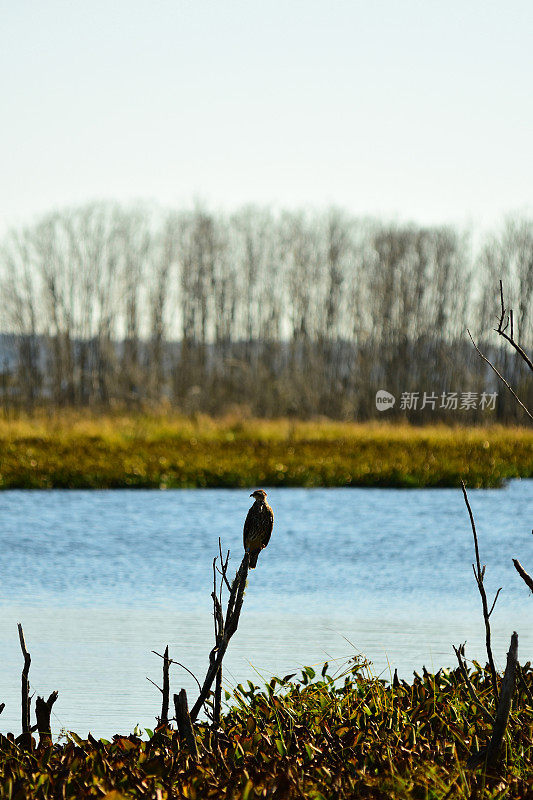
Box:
[0,482,531,737]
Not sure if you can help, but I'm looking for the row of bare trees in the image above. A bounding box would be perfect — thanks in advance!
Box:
[0,203,532,421]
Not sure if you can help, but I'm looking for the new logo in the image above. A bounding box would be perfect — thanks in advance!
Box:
[375,390,396,411]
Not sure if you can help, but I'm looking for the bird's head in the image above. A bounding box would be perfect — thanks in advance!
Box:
[250,489,267,501]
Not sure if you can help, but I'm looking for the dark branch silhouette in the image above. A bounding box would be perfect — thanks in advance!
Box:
[495,280,533,372]
[17,623,32,749]
[513,558,533,593]
[461,482,499,700]
[467,330,533,421]
[189,552,250,723]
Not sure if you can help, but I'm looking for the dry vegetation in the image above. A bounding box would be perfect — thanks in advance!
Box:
[0,413,531,489]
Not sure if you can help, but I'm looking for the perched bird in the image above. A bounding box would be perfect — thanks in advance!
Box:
[243,489,274,568]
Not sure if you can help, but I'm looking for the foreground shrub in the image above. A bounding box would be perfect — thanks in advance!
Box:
[1,659,532,799]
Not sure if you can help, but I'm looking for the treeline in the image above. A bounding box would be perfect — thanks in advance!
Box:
[0,203,531,422]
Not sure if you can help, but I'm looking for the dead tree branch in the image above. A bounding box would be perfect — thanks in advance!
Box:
[461,482,499,701]
[512,558,533,593]
[218,538,231,592]
[17,623,32,749]
[160,645,170,726]
[189,552,250,723]
[174,689,199,760]
[467,330,533,421]
[35,691,58,747]
[152,650,203,695]
[495,281,533,372]
[212,559,224,729]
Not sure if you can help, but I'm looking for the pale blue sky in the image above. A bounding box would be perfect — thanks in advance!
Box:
[1,0,532,231]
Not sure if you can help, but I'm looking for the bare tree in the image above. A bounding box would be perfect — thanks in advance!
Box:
[0,203,531,420]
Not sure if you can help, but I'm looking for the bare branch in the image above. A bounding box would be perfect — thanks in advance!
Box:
[461,482,499,700]
[152,651,203,695]
[513,559,533,593]
[218,538,231,592]
[488,588,502,618]
[189,552,250,722]
[467,329,533,421]
[494,281,533,372]
[17,623,32,749]
[160,645,170,726]
[146,677,163,694]
[173,663,203,696]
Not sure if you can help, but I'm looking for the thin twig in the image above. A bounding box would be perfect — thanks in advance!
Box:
[152,651,203,695]
[488,588,502,618]
[495,281,533,372]
[212,593,224,638]
[147,677,163,694]
[218,538,231,592]
[467,330,533,421]
[461,482,499,701]
[174,663,203,695]
[212,555,225,728]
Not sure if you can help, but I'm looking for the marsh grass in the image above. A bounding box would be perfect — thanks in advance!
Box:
[1,658,532,798]
[0,412,531,489]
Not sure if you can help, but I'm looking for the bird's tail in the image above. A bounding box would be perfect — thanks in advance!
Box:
[249,550,259,569]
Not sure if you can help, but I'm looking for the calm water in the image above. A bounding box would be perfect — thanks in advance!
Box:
[0,482,531,738]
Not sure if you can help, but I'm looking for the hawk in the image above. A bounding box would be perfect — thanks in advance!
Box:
[243,489,274,568]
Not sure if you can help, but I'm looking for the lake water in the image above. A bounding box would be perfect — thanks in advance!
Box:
[0,482,531,738]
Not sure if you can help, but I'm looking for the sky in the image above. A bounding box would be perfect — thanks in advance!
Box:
[1,0,532,233]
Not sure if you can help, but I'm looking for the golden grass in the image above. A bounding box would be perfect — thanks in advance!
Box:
[0,411,531,489]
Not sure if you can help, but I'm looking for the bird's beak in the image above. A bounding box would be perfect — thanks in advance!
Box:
[249,493,254,497]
